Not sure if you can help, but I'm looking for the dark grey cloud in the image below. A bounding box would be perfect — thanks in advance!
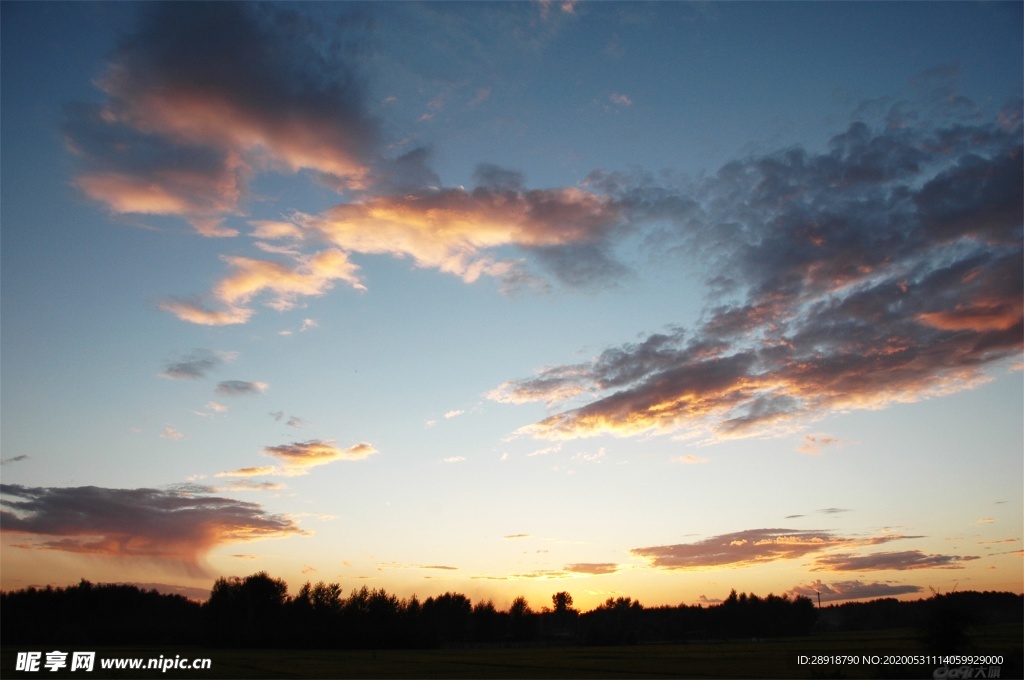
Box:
[473,163,525,191]
[372,147,441,195]
[269,411,304,428]
[0,455,30,466]
[492,100,1023,441]
[64,2,379,230]
[160,349,233,380]
[215,380,268,396]
[0,484,305,574]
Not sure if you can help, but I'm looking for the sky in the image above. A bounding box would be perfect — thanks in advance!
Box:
[1,1,1022,610]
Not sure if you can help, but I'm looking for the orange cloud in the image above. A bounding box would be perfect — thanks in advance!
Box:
[109,89,371,183]
[163,249,364,325]
[296,185,621,284]
[75,169,240,218]
[215,467,277,478]
[0,484,305,574]
[214,250,365,310]
[262,440,378,475]
[64,3,378,234]
[796,434,841,455]
[917,299,1023,332]
[158,300,253,326]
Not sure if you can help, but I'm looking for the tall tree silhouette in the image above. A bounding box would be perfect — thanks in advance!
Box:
[509,596,536,642]
[552,591,574,613]
[206,571,288,646]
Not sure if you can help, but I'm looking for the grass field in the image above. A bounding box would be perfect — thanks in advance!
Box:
[3,625,1020,679]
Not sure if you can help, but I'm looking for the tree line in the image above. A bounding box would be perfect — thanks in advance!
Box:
[2,572,1019,650]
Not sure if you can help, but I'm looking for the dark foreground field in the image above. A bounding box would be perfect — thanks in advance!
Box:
[3,625,1020,679]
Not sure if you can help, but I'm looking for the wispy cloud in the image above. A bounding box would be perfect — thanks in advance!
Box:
[163,250,365,326]
[159,427,184,441]
[213,480,285,493]
[571,448,606,463]
[796,435,842,456]
[270,411,305,428]
[0,484,305,574]
[192,401,229,418]
[474,561,621,581]
[159,349,236,380]
[215,467,278,478]
[673,455,709,464]
[0,455,30,466]
[608,93,633,107]
[215,380,268,396]
[261,440,378,475]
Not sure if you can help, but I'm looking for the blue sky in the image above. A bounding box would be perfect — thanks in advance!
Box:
[2,1,1021,609]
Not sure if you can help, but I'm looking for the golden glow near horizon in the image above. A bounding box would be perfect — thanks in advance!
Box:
[2,2,1021,609]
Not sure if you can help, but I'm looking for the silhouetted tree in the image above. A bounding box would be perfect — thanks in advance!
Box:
[206,571,288,646]
[402,594,424,647]
[422,592,472,646]
[552,591,574,613]
[5,573,1019,652]
[509,595,536,642]
[0,580,202,646]
[921,589,972,654]
[289,581,343,647]
[472,599,505,643]
[546,591,578,641]
[585,596,643,645]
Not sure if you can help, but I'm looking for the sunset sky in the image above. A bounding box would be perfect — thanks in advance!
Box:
[2,1,1021,611]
